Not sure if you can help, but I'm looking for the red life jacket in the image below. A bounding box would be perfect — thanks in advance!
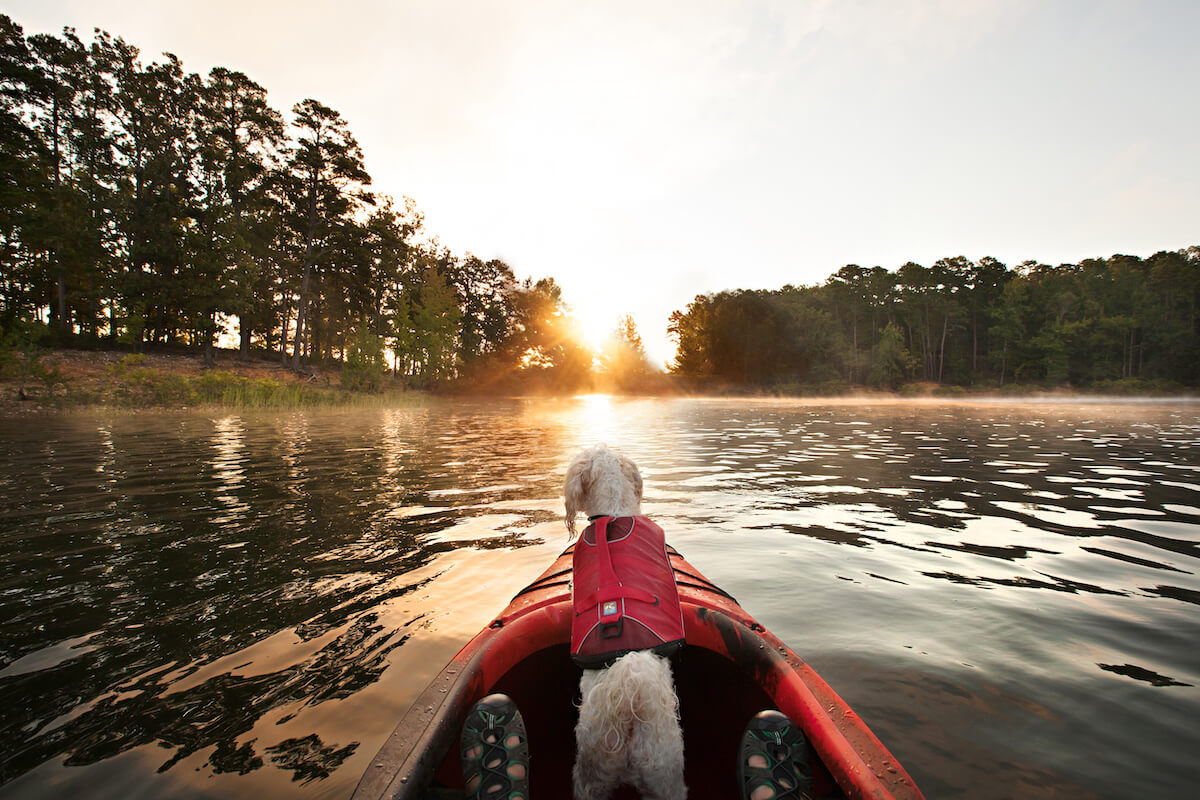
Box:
[570,515,686,668]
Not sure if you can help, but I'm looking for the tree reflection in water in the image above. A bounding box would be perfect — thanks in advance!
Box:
[1,400,1198,799]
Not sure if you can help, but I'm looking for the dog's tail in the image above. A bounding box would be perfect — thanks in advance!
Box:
[576,650,680,755]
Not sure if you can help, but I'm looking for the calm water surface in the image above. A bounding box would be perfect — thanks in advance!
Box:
[1,398,1198,799]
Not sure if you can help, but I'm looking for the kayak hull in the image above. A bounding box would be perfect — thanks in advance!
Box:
[354,546,924,800]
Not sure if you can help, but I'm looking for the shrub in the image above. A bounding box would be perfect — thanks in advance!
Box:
[108,353,146,376]
[1,324,65,399]
[149,373,193,405]
[1090,377,1183,396]
[341,326,388,392]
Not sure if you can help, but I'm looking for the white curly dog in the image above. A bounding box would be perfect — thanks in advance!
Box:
[565,444,686,800]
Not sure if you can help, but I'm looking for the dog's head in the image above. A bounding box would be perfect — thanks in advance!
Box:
[564,444,643,537]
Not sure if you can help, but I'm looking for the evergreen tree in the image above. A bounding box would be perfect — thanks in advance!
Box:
[599,314,652,387]
[106,39,201,347]
[869,322,915,389]
[26,30,82,336]
[282,98,371,369]
[408,260,460,386]
[67,30,120,339]
[446,253,519,370]
[341,319,387,391]
[0,15,42,326]
[194,67,284,359]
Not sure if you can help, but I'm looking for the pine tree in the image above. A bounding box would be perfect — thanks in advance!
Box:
[106,38,201,347]
[282,98,371,370]
[409,260,461,386]
[0,15,42,325]
[600,314,652,387]
[194,67,283,359]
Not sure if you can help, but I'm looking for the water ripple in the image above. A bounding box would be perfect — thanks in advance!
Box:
[1,400,1199,799]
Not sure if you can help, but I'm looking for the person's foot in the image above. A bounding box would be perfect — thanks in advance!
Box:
[738,710,812,800]
[461,693,530,799]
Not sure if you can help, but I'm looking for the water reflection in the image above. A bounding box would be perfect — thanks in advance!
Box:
[0,400,1198,799]
[210,416,249,529]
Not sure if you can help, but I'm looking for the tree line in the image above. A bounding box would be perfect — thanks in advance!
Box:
[0,14,610,390]
[668,251,1200,391]
[5,14,1194,397]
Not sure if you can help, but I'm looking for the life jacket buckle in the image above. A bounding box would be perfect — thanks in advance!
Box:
[601,618,623,639]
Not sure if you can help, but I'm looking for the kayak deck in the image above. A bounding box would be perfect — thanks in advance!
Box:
[429,643,837,799]
[354,546,924,800]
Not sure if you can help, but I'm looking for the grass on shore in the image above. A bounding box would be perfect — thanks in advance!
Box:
[1,349,419,412]
[2,347,1194,413]
[103,363,357,408]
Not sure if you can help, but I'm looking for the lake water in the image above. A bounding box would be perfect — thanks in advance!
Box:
[1,397,1198,799]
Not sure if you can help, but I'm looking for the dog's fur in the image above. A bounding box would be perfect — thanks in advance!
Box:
[565,445,686,800]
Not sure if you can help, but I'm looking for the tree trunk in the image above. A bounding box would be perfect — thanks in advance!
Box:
[938,314,949,383]
[924,302,934,381]
[52,77,69,338]
[971,308,978,376]
[57,274,68,336]
[850,307,858,383]
[238,315,252,359]
[312,312,323,363]
[291,167,320,371]
[1136,329,1143,376]
[279,292,292,365]
[1124,330,1131,378]
[203,311,216,365]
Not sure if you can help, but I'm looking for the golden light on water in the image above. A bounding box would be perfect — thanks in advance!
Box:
[573,393,618,441]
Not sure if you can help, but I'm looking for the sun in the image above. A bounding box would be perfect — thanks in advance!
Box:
[564,301,672,371]
[577,313,617,352]
[566,299,619,353]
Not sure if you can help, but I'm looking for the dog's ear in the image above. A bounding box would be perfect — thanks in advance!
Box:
[564,453,590,537]
[619,454,643,503]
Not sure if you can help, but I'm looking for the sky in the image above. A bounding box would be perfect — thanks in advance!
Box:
[6,0,1199,366]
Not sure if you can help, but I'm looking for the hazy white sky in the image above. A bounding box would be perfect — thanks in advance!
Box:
[8,0,1199,365]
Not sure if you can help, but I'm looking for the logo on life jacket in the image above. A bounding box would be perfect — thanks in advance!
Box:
[570,516,685,668]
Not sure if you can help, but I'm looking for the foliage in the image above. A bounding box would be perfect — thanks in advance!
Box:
[868,322,916,389]
[0,321,65,397]
[340,323,387,392]
[597,315,655,390]
[108,352,145,373]
[78,362,409,408]
[0,13,587,394]
[669,249,1200,391]
[3,14,1197,397]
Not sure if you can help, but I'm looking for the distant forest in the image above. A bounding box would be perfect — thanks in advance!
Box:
[2,14,1197,395]
[670,251,1200,392]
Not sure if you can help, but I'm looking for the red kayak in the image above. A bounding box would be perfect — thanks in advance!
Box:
[353,544,925,800]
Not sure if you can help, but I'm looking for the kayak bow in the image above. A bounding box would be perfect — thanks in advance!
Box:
[353,544,924,800]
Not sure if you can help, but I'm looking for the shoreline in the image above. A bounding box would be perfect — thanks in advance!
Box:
[2,348,1197,414]
[0,348,422,415]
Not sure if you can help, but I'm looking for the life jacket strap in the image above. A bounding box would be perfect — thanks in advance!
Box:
[578,585,660,613]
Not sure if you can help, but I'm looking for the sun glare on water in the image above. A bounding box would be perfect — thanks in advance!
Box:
[573,393,618,439]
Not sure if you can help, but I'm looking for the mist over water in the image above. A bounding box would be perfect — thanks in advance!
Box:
[1,398,1197,799]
